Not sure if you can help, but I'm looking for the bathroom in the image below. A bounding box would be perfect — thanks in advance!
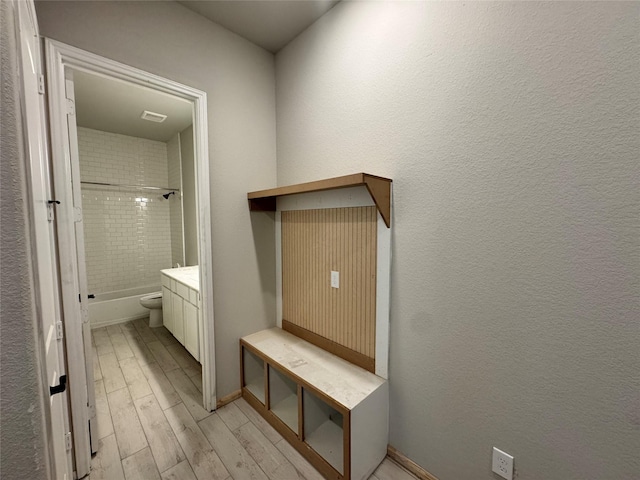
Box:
[73,69,202,361]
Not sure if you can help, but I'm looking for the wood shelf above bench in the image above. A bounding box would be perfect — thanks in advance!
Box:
[247,173,392,227]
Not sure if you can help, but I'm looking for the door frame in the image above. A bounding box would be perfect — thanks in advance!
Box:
[45,39,217,471]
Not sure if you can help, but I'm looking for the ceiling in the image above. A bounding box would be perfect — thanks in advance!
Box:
[73,70,193,142]
[72,1,342,140]
[179,0,340,53]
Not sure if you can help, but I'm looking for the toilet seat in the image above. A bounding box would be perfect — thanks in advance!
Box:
[141,292,162,301]
[140,292,162,309]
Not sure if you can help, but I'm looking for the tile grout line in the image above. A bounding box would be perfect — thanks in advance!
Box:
[226,412,277,480]
[117,322,204,476]
[117,350,184,475]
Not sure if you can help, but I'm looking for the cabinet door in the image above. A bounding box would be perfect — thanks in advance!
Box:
[162,286,173,333]
[184,301,199,361]
[171,291,184,343]
[198,296,204,365]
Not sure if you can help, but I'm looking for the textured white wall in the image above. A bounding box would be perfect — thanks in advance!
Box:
[0,2,50,477]
[167,132,184,267]
[276,2,639,479]
[36,0,277,397]
[180,125,199,267]
[79,128,173,294]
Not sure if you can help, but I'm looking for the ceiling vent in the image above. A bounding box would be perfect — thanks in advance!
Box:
[140,110,167,123]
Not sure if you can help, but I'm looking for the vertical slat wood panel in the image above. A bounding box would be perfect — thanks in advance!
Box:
[281,207,377,360]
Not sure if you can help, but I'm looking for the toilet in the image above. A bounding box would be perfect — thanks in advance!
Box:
[140,292,163,327]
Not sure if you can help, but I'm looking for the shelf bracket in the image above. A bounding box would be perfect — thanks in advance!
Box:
[362,175,391,228]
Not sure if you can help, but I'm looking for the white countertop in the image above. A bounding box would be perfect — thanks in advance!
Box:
[161,266,199,291]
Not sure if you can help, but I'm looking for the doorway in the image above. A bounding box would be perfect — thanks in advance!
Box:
[45,39,216,478]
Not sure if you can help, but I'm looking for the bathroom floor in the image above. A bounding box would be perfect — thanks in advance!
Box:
[89,319,417,480]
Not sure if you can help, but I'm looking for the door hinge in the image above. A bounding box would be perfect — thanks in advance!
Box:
[47,200,60,223]
[66,98,75,116]
[56,321,64,340]
[78,293,82,303]
[38,74,45,95]
[64,432,72,451]
[46,203,54,222]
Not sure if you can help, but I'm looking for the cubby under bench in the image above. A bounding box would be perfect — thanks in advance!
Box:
[240,328,389,480]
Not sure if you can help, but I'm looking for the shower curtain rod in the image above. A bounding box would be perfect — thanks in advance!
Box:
[80,181,180,192]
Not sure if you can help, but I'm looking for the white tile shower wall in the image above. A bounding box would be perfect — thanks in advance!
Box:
[78,127,172,294]
[166,133,184,267]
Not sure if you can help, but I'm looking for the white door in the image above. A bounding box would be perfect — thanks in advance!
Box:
[15,1,72,479]
[64,71,99,457]
[47,64,96,477]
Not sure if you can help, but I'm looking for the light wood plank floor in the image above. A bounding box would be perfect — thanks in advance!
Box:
[88,320,417,480]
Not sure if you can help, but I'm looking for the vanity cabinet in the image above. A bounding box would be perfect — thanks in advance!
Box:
[161,268,201,363]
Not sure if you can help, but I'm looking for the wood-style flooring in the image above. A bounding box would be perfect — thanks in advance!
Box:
[89,320,417,480]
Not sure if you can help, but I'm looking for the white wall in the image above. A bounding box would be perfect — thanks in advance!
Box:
[276,2,639,479]
[79,127,173,294]
[167,132,184,267]
[180,125,198,266]
[36,0,277,397]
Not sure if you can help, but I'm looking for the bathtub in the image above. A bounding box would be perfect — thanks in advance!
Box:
[88,285,160,328]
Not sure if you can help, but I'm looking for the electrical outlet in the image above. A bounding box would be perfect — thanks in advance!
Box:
[331,271,340,288]
[492,447,513,480]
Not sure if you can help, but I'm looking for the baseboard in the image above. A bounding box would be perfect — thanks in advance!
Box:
[216,389,242,409]
[90,314,149,329]
[387,445,439,480]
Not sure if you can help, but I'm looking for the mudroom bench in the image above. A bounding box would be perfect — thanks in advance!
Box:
[240,328,388,480]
